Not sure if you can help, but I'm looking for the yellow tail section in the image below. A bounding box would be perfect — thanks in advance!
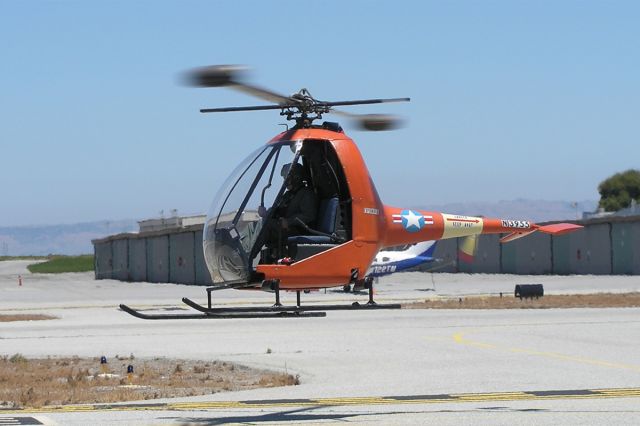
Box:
[458,234,479,264]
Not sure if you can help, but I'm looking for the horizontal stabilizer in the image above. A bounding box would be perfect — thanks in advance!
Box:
[500,222,582,243]
[537,223,583,236]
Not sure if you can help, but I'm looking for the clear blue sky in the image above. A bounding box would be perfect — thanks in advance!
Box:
[1,1,638,226]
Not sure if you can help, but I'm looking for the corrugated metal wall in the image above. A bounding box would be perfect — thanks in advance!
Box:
[465,234,501,274]
[553,224,611,275]
[633,222,640,275]
[502,233,552,275]
[94,228,210,285]
[128,238,147,281]
[431,238,457,272]
[194,229,213,285]
[169,232,195,285]
[612,222,635,275]
[633,222,640,274]
[146,235,169,283]
[94,240,112,279]
[111,239,129,281]
[94,216,640,283]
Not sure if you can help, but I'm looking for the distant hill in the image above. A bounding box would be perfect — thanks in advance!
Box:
[411,199,598,223]
[0,199,598,256]
[0,220,138,256]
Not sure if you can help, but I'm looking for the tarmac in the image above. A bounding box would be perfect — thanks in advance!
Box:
[1,260,640,425]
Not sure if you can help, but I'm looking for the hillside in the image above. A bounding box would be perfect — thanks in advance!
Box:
[0,220,138,256]
[0,199,597,256]
[412,199,596,223]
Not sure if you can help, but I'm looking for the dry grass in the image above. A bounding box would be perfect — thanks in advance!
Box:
[404,292,640,309]
[0,355,299,409]
[0,314,57,322]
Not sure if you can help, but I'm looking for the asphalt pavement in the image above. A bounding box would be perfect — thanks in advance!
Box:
[1,261,639,425]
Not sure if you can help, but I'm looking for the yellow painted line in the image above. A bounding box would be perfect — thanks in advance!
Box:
[452,331,640,373]
[170,401,248,409]
[314,397,392,406]
[453,393,532,402]
[598,389,640,396]
[3,388,639,414]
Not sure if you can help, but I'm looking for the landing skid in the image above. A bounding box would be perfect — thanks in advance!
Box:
[120,278,401,320]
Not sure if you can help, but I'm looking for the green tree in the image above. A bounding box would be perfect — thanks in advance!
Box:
[598,169,640,212]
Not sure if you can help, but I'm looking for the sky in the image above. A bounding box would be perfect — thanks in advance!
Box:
[1,1,638,226]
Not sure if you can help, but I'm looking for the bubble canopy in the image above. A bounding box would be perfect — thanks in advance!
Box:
[204,140,300,285]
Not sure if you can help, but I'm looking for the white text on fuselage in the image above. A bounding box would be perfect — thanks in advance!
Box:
[371,265,397,274]
[501,220,530,229]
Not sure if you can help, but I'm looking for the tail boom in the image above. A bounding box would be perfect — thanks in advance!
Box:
[382,206,582,246]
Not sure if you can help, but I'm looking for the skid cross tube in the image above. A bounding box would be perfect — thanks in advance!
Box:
[119,304,326,319]
[182,298,401,314]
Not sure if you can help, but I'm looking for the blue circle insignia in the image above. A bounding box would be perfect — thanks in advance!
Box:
[401,209,425,233]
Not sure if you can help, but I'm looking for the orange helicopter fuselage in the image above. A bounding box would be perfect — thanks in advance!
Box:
[254,127,581,290]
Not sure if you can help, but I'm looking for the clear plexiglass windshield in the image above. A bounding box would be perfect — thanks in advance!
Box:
[203,141,299,284]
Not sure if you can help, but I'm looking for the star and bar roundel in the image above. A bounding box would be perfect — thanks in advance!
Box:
[392,210,434,233]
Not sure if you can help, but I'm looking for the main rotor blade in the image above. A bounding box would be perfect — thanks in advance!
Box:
[185,65,294,105]
[186,64,410,130]
[200,104,295,113]
[185,65,247,87]
[322,97,410,107]
[200,98,410,116]
[331,109,405,131]
[231,82,294,105]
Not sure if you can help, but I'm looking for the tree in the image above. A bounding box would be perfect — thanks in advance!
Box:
[598,169,640,212]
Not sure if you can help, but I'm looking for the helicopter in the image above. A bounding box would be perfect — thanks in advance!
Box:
[120,65,582,320]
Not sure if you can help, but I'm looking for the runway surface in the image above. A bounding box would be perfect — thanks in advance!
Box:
[1,261,640,425]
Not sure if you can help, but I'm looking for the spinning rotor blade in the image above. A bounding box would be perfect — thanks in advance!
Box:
[233,83,292,105]
[331,109,405,131]
[315,98,408,131]
[322,98,410,108]
[185,64,293,105]
[186,64,245,87]
[200,104,293,113]
[185,64,410,130]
